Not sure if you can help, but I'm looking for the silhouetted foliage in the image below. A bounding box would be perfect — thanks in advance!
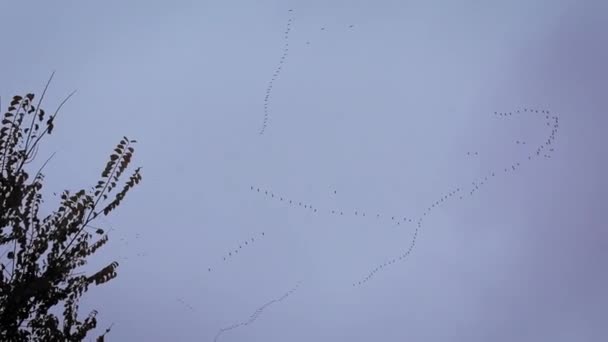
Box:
[0,77,143,341]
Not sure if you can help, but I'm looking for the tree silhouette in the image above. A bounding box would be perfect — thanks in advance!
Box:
[0,77,142,341]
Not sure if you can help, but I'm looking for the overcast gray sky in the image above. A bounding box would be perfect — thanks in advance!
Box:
[1,0,607,341]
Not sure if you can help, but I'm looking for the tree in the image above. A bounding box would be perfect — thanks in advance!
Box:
[0,76,143,341]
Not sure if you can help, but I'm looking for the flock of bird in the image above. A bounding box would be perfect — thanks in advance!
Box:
[213,281,302,342]
[210,9,562,340]
[259,10,294,135]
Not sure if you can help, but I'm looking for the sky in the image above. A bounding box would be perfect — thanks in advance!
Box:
[1,0,607,341]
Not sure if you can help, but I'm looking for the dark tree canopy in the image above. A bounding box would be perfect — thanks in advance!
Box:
[0,81,142,341]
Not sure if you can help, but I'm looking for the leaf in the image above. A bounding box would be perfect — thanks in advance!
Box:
[7,251,14,259]
[88,261,120,285]
[95,228,104,234]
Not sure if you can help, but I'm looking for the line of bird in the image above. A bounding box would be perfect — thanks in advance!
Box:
[352,107,560,286]
[248,185,417,228]
[177,297,197,312]
[206,232,266,273]
[493,108,552,117]
[260,10,294,135]
[259,10,357,134]
[354,187,462,287]
[214,281,302,342]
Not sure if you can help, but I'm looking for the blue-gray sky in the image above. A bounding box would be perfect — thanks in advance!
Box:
[1,1,607,341]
